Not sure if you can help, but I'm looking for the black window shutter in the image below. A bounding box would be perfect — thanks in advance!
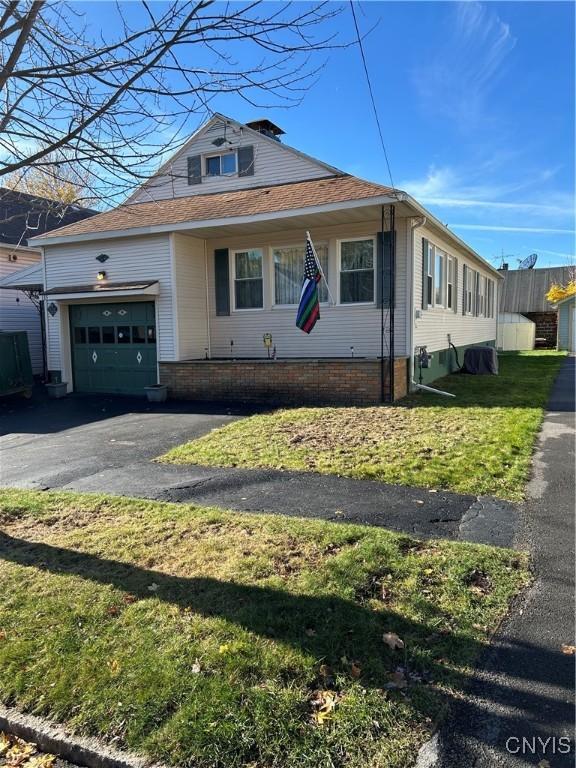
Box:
[188,155,202,185]
[376,231,394,307]
[462,264,467,315]
[214,248,230,316]
[237,145,254,177]
[421,238,429,309]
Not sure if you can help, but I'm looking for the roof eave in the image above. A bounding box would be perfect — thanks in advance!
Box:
[31,192,404,246]
[402,195,503,279]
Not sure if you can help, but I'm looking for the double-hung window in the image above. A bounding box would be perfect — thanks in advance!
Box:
[233,249,263,310]
[205,152,237,177]
[464,266,473,314]
[339,238,375,304]
[434,248,445,307]
[273,244,328,305]
[447,256,455,310]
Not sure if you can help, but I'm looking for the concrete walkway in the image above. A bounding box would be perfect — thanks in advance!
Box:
[428,356,575,767]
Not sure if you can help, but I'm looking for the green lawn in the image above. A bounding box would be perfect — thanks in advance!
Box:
[0,489,530,768]
[160,352,565,500]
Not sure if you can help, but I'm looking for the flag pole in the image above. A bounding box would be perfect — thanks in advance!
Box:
[306,230,336,306]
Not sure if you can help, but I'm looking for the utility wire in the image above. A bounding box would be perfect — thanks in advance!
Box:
[349,1,396,191]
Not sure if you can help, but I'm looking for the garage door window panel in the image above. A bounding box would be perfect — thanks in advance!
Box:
[117,326,131,344]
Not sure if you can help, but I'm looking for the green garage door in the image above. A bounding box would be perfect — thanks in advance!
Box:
[70,302,157,394]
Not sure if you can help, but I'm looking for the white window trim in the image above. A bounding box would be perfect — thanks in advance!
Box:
[426,242,434,308]
[464,266,474,316]
[204,150,238,178]
[337,236,377,306]
[434,247,446,308]
[271,241,329,308]
[447,255,455,310]
[230,247,264,312]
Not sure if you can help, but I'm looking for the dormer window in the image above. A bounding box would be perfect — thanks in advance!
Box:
[205,152,237,176]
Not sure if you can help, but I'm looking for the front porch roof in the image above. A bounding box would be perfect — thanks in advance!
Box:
[0,261,43,291]
[31,176,401,245]
[44,280,159,301]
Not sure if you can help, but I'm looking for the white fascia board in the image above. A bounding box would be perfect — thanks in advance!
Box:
[403,195,503,279]
[46,284,160,301]
[31,193,404,246]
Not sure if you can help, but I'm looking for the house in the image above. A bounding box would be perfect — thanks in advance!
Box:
[27,114,501,403]
[556,294,576,352]
[0,188,97,375]
[498,265,574,348]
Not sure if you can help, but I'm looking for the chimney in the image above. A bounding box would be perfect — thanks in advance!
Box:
[245,119,285,143]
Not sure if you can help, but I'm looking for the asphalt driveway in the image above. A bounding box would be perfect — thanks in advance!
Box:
[0,389,512,543]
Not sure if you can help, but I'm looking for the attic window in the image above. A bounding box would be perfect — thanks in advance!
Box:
[206,152,237,177]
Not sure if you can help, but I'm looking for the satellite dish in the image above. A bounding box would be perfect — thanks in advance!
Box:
[518,253,538,270]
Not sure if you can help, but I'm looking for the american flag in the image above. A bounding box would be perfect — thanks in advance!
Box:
[296,233,322,334]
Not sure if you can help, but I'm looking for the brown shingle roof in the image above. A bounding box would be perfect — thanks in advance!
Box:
[35,175,397,240]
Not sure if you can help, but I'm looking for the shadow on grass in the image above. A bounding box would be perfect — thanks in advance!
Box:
[0,528,573,768]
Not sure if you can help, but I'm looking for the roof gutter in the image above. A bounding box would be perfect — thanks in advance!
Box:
[30,193,404,246]
[402,194,503,280]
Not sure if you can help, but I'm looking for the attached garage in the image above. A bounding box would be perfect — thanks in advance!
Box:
[70,301,157,394]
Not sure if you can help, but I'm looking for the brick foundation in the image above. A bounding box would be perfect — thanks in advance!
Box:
[160,357,408,405]
[523,312,557,348]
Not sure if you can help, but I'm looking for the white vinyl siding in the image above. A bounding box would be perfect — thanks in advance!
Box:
[0,246,43,374]
[43,234,174,376]
[414,225,499,353]
[206,219,408,359]
[129,119,333,203]
[172,233,209,359]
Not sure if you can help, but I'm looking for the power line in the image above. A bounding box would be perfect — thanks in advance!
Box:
[349,1,395,191]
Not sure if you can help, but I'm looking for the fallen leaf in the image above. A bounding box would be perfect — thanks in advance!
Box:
[108,659,121,675]
[305,628,317,637]
[537,761,551,768]
[385,667,408,689]
[0,630,6,641]
[310,690,339,724]
[27,755,56,768]
[191,658,202,673]
[122,594,137,605]
[561,644,576,655]
[350,662,362,679]
[383,631,405,650]
[147,582,159,593]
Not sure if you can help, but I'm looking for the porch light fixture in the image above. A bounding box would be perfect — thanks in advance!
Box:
[97,270,107,281]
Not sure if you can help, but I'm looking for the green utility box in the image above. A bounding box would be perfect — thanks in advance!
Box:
[0,331,33,398]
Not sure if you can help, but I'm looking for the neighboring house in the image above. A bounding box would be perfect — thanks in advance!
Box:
[498,265,574,348]
[28,114,501,403]
[556,294,576,352]
[0,188,97,375]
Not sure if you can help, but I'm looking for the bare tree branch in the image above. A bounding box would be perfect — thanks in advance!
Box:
[0,0,347,209]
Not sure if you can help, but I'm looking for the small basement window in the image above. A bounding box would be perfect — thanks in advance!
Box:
[205,152,237,177]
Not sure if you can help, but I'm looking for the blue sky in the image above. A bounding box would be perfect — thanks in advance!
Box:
[82,1,574,269]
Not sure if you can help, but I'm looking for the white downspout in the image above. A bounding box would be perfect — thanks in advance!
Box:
[408,215,425,390]
[408,216,456,398]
